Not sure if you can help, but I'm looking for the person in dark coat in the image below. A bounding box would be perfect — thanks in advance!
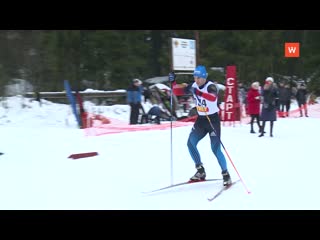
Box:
[146,105,171,124]
[34,91,42,107]
[278,82,292,117]
[296,83,308,117]
[246,81,262,133]
[259,77,279,137]
[127,79,145,124]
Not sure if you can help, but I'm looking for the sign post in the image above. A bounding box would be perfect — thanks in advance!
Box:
[171,37,196,72]
[222,65,240,124]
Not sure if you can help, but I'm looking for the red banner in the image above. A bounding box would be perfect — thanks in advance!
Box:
[222,66,240,121]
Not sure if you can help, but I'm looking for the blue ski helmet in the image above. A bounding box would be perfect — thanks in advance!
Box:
[193,65,207,79]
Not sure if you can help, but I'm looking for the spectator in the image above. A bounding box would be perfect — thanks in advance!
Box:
[259,77,279,137]
[246,82,262,134]
[34,91,42,107]
[278,82,292,117]
[127,79,145,124]
[296,83,308,117]
[141,105,172,124]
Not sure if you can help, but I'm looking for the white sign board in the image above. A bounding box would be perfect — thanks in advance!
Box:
[171,38,196,71]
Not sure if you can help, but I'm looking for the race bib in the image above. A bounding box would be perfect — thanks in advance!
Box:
[196,106,209,112]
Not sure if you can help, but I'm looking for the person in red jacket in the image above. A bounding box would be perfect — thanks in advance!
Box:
[246,82,262,133]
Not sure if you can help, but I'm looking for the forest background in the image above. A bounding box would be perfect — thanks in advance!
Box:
[0,30,319,95]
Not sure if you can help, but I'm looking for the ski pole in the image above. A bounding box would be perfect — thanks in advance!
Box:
[204,112,251,194]
[169,81,174,185]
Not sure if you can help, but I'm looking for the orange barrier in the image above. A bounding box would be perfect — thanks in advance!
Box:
[83,103,320,135]
[84,118,193,136]
[81,112,111,129]
[277,104,309,117]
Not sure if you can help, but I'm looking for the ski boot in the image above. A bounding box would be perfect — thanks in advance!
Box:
[189,164,206,182]
[222,170,232,186]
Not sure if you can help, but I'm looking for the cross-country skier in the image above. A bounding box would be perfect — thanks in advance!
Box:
[169,65,232,186]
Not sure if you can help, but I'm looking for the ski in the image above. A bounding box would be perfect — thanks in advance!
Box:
[207,179,240,202]
[143,178,222,194]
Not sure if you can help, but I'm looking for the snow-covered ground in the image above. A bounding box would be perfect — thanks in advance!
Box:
[0,96,319,210]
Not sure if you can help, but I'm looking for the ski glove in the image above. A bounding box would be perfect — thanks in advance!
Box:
[168,72,176,82]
